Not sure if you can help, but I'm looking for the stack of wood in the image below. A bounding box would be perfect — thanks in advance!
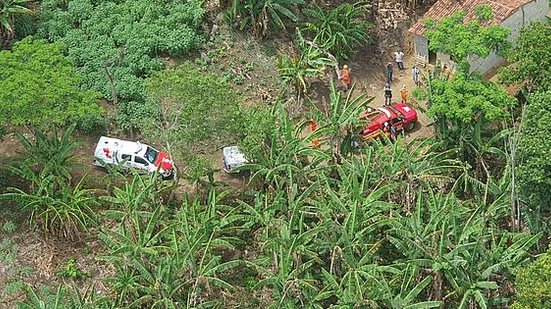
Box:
[375,0,409,30]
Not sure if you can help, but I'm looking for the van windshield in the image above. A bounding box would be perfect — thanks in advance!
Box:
[144,147,159,163]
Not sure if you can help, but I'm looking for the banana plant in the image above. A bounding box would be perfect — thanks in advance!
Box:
[1,175,98,239]
[388,189,540,307]
[308,80,373,162]
[244,105,330,191]
[370,138,462,211]
[15,124,79,183]
[99,206,171,260]
[313,174,399,306]
[385,265,442,309]
[101,173,170,220]
[0,0,32,43]
[277,29,334,99]
[228,0,304,37]
[302,2,372,60]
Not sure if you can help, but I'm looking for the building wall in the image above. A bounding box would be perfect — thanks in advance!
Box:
[414,35,429,59]
[412,0,550,75]
[469,0,549,74]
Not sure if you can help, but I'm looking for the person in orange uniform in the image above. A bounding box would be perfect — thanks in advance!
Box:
[310,119,320,147]
[400,84,409,103]
[340,65,351,91]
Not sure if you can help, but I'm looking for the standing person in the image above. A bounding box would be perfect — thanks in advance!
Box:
[412,65,420,86]
[340,65,351,91]
[384,83,392,106]
[389,122,397,143]
[394,50,405,70]
[400,84,408,104]
[386,61,393,84]
[382,122,391,141]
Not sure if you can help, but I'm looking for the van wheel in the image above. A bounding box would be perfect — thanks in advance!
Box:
[406,122,416,131]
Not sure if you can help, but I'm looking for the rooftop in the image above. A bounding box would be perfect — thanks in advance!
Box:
[409,0,533,36]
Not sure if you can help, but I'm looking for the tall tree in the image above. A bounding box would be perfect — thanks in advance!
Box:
[500,22,551,92]
[424,4,510,73]
[517,91,551,229]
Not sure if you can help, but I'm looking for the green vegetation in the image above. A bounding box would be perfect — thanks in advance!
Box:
[517,91,551,226]
[144,62,243,156]
[227,0,304,37]
[512,247,551,309]
[37,0,205,109]
[1,125,98,240]
[0,37,102,132]
[0,0,32,45]
[426,72,514,140]
[424,4,510,72]
[302,2,372,60]
[57,259,90,280]
[1,0,551,308]
[500,22,551,92]
[276,29,333,97]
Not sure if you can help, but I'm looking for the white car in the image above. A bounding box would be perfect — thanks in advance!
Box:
[222,146,248,173]
[93,136,174,178]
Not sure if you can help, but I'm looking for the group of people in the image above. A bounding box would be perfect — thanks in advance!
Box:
[337,50,422,106]
[384,50,422,105]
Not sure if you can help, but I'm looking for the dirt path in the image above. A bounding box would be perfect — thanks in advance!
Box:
[353,53,434,140]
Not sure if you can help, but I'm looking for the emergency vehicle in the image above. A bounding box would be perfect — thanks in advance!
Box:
[358,103,418,140]
[93,137,174,179]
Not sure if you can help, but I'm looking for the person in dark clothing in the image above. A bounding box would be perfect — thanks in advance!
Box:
[389,122,397,143]
[384,83,392,106]
[386,62,393,84]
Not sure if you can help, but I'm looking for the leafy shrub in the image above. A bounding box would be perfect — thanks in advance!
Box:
[76,113,107,134]
[57,259,90,280]
[144,62,243,154]
[511,247,551,309]
[517,91,551,221]
[37,0,205,104]
[424,5,510,73]
[500,22,551,92]
[116,99,159,134]
[0,37,103,130]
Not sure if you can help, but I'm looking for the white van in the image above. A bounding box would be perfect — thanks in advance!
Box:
[93,136,174,178]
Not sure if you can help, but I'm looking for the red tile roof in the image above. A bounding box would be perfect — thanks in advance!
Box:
[409,0,534,36]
